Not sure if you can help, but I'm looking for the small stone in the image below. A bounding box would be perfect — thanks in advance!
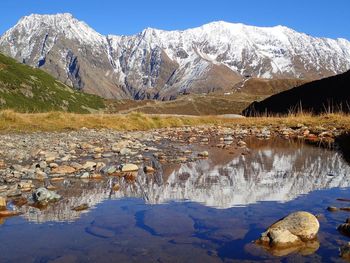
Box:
[113,184,120,191]
[82,161,97,170]
[7,190,22,198]
[125,172,137,182]
[144,166,155,173]
[93,153,102,159]
[38,161,47,169]
[17,180,34,192]
[46,184,57,191]
[94,147,103,153]
[0,186,7,193]
[51,165,76,175]
[120,148,131,155]
[121,163,139,172]
[102,166,117,175]
[90,173,102,179]
[49,163,59,168]
[0,197,6,210]
[175,157,187,163]
[35,170,47,180]
[72,203,89,211]
[33,188,61,203]
[198,151,209,158]
[237,140,247,147]
[224,136,234,141]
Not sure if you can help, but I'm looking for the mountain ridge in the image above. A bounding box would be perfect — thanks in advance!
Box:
[1,13,350,99]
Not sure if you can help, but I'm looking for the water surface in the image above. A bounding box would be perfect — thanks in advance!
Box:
[1,139,350,262]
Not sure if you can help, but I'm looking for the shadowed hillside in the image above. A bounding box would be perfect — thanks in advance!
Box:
[243,70,350,115]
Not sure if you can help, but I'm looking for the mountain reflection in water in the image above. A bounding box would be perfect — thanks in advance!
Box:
[19,139,350,223]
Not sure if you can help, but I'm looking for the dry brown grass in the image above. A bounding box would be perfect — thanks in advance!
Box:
[0,110,226,132]
[0,110,349,133]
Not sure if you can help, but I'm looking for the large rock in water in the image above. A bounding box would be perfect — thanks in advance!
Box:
[257,211,319,253]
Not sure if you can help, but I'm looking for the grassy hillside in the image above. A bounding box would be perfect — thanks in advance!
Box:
[106,78,307,115]
[0,53,105,113]
[106,92,267,115]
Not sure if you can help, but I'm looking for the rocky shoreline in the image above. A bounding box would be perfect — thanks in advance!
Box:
[0,124,343,206]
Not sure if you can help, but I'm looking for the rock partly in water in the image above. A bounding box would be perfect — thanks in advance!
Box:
[0,210,21,217]
[327,206,339,212]
[340,243,350,259]
[0,197,6,210]
[32,188,61,203]
[71,203,89,211]
[337,219,350,237]
[257,211,320,255]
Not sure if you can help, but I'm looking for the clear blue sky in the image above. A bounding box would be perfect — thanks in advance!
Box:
[1,0,349,40]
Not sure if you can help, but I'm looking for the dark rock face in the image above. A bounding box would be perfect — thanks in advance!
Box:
[243,70,350,116]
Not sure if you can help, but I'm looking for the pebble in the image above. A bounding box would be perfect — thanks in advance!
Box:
[198,151,209,158]
[0,197,6,209]
[121,164,139,172]
[144,166,155,173]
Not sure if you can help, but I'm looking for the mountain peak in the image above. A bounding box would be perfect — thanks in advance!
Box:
[19,12,76,25]
[1,14,350,100]
[6,12,104,46]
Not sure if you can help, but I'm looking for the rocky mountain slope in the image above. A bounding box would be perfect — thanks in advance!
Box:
[243,70,350,115]
[1,13,350,99]
[0,52,105,112]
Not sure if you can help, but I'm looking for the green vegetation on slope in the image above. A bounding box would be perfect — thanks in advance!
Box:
[0,53,105,113]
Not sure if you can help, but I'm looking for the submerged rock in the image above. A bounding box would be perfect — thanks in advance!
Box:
[32,188,61,203]
[338,223,350,236]
[327,206,339,212]
[257,211,319,252]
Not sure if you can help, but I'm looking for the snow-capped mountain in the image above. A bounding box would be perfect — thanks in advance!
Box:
[1,13,350,99]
